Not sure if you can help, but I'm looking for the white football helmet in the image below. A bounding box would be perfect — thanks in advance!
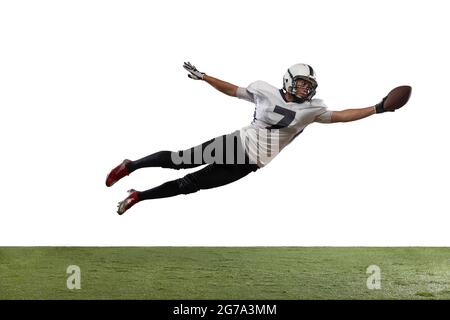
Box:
[283,63,318,102]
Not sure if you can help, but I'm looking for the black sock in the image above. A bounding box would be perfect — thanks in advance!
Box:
[138,180,181,200]
[128,151,174,172]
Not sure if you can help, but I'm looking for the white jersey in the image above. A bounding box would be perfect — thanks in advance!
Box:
[236,80,332,167]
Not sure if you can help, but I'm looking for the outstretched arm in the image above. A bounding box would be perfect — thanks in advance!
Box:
[183,62,238,97]
[328,92,400,123]
[330,106,376,123]
[203,74,238,97]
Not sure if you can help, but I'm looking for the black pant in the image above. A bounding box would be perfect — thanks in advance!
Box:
[127,131,260,201]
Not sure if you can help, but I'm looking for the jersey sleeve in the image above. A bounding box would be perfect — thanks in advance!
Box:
[236,87,255,103]
[311,99,333,123]
[236,81,267,103]
[315,109,333,123]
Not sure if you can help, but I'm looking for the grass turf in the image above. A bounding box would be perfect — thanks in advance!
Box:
[1,247,449,299]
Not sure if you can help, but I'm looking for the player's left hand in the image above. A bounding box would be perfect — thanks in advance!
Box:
[375,96,390,113]
[183,62,205,80]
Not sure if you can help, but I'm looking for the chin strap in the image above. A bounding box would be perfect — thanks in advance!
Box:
[281,88,309,104]
[293,95,307,103]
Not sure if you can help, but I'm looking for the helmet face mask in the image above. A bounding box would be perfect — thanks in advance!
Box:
[293,77,314,96]
[283,63,318,102]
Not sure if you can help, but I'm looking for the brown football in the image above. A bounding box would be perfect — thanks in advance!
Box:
[384,85,412,111]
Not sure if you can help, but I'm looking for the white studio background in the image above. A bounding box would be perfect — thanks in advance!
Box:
[0,0,448,246]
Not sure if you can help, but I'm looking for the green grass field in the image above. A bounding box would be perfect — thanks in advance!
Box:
[1,247,450,299]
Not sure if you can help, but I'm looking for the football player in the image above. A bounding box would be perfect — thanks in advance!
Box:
[107,62,392,215]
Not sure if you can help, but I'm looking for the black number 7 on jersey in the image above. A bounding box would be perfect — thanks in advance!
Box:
[266,105,296,129]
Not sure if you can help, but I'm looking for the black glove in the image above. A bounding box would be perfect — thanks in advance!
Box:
[375,96,392,113]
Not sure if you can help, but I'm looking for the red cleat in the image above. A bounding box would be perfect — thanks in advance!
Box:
[105,159,131,187]
[117,189,139,215]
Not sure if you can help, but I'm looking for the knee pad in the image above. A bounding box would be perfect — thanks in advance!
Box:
[176,174,200,195]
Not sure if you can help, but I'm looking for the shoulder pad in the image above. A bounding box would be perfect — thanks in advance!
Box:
[247,81,277,95]
[310,98,327,108]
